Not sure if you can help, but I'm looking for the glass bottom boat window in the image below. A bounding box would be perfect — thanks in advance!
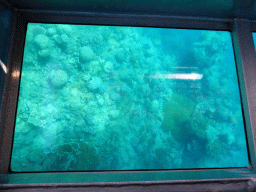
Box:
[11,23,249,172]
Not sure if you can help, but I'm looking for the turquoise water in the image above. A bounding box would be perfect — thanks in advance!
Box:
[252,33,256,51]
[11,23,249,172]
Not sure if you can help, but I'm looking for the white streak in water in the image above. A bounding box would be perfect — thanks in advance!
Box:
[147,73,203,80]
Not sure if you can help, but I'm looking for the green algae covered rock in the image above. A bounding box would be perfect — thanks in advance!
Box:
[160,93,195,142]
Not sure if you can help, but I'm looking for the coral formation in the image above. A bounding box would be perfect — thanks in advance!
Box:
[34,34,50,49]
[104,61,114,73]
[79,46,95,62]
[46,141,100,171]
[49,69,68,88]
[188,114,210,139]
[31,25,46,35]
[87,76,103,92]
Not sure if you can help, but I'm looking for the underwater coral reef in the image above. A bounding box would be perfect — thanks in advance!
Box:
[11,24,248,172]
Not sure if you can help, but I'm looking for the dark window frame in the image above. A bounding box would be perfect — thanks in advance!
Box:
[1,9,256,191]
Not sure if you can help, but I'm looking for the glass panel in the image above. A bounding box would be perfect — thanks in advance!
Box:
[11,23,249,172]
[0,4,12,117]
